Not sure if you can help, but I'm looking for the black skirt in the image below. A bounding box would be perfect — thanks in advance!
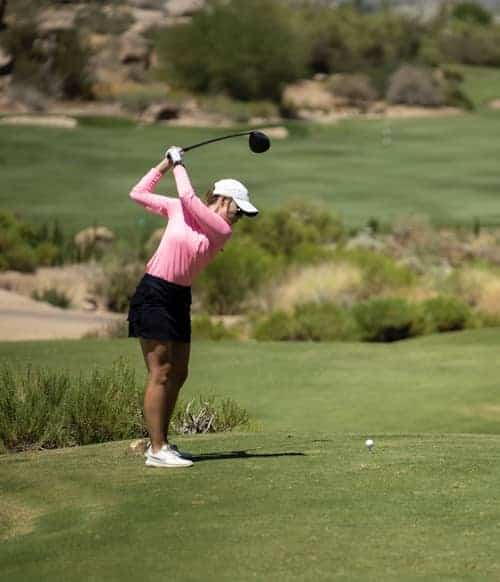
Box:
[127,273,192,343]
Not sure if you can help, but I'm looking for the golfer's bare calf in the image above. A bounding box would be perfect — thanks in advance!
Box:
[140,339,190,453]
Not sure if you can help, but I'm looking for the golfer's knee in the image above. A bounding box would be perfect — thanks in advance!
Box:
[149,363,173,387]
[149,363,188,388]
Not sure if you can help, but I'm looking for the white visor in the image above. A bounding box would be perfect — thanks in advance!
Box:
[212,179,259,216]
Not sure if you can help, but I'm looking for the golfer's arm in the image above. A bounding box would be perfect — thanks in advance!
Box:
[173,165,231,238]
[129,168,176,217]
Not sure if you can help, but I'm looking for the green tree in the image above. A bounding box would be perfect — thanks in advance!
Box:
[452,2,492,26]
[154,0,307,101]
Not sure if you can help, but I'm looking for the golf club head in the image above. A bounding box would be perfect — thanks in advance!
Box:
[249,131,271,153]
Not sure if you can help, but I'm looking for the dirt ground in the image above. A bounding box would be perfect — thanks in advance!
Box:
[0,265,124,341]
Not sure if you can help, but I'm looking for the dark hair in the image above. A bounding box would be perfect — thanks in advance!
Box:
[205,187,217,205]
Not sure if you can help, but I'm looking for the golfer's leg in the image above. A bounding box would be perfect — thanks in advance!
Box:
[164,342,190,441]
[140,338,175,453]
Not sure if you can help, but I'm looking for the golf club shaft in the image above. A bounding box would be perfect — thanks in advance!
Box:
[182,131,252,153]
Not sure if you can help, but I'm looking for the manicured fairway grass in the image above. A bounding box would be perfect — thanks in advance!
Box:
[2,328,500,435]
[2,110,500,234]
[1,433,500,581]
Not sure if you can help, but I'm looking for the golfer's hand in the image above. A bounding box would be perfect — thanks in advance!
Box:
[165,146,184,166]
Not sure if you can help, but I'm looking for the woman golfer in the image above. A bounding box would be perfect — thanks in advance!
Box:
[127,146,258,468]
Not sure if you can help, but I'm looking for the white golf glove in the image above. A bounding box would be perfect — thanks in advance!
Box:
[165,146,184,166]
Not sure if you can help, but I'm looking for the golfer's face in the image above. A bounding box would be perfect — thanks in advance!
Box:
[227,200,242,224]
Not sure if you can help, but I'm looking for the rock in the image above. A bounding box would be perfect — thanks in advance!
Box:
[128,438,149,455]
[346,232,385,252]
[282,79,336,115]
[141,102,181,123]
[74,227,115,252]
[119,32,151,65]
[38,8,76,34]
[165,0,205,17]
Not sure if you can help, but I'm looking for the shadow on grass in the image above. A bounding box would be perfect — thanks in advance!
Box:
[191,450,306,463]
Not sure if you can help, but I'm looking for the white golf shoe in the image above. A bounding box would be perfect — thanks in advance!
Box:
[145,444,193,468]
[144,443,193,460]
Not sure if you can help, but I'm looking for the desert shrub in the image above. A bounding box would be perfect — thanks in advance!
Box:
[1,242,37,272]
[337,248,416,296]
[192,316,236,340]
[171,396,251,434]
[92,261,145,313]
[154,0,307,101]
[0,360,144,451]
[304,5,422,80]
[0,211,79,270]
[31,287,71,309]
[4,18,93,99]
[294,302,359,341]
[0,361,252,452]
[451,2,492,26]
[436,21,500,66]
[196,236,275,314]
[328,73,378,106]
[240,201,344,260]
[254,311,298,342]
[35,241,60,266]
[386,65,444,107]
[421,296,472,333]
[254,302,358,342]
[353,297,423,342]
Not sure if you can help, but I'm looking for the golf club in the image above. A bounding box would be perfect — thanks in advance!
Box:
[181,130,271,154]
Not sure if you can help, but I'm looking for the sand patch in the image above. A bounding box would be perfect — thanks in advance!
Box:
[0,115,77,128]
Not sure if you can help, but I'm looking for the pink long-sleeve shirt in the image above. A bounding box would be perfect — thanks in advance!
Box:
[129,165,232,286]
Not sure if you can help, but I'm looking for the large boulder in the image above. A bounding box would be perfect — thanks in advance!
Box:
[282,79,336,120]
[165,0,206,17]
[119,32,151,65]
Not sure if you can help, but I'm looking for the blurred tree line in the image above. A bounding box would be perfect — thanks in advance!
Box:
[155,0,500,102]
[0,0,498,103]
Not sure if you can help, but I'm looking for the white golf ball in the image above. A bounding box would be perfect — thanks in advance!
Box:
[365,439,374,450]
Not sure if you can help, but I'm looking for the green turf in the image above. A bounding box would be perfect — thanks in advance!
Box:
[2,332,500,579]
[1,433,499,581]
[2,110,500,234]
[2,328,500,435]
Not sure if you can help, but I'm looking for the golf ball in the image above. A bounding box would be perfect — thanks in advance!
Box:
[365,439,374,450]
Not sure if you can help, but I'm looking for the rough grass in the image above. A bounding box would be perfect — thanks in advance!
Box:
[2,111,500,235]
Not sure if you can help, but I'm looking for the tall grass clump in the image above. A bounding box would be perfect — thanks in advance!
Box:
[171,396,251,434]
[0,360,253,453]
[0,359,145,452]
